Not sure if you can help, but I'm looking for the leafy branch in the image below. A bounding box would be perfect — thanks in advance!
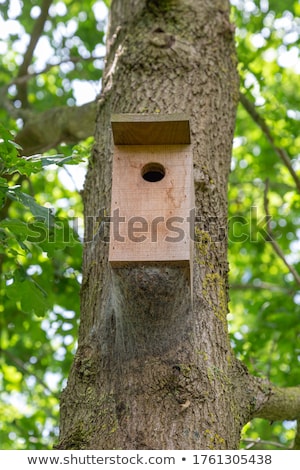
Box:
[263,179,300,287]
[230,282,296,295]
[0,0,98,155]
[0,54,103,123]
[0,125,83,315]
[240,93,300,193]
[10,55,105,88]
[1,348,58,397]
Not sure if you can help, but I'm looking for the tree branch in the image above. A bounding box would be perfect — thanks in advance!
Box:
[11,55,104,87]
[1,348,58,397]
[16,0,53,107]
[230,281,295,295]
[238,365,300,448]
[0,84,30,121]
[253,382,300,422]
[1,55,102,152]
[264,179,300,286]
[15,100,97,155]
[239,93,300,193]
[242,438,288,449]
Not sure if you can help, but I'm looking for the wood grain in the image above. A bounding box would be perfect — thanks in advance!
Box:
[109,143,194,266]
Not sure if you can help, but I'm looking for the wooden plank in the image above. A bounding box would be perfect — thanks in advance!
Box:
[111,113,190,145]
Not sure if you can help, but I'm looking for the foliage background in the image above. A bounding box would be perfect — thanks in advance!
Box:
[0,0,299,449]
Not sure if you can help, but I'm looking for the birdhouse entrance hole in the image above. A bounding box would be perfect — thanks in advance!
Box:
[141,162,165,182]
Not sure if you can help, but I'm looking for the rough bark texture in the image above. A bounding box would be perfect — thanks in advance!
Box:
[58,0,261,450]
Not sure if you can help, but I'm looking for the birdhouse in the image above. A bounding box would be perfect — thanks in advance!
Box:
[109,114,194,273]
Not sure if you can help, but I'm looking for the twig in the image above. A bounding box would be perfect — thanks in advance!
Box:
[242,438,288,449]
[240,93,300,193]
[1,348,59,397]
[0,53,103,122]
[10,55,105,87]
[264,179,300,286]
[62,166,82,192]
[0,84,31,120]
[230,282,295,295]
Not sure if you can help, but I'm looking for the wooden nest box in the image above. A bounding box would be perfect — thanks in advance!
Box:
[109,114,194,273]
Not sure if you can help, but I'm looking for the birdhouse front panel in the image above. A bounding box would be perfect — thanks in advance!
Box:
[108,115,194,267]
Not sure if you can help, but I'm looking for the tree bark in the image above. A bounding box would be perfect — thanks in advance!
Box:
[58,0,300,450]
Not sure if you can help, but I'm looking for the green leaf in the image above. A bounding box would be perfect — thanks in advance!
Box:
[6,270,50,317]
[0,177,8,207]
[6,188,54,227]
[0,219,30,240]
[40,154,83,167]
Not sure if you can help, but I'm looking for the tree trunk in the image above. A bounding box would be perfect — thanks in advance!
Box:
[58,0,252,450]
